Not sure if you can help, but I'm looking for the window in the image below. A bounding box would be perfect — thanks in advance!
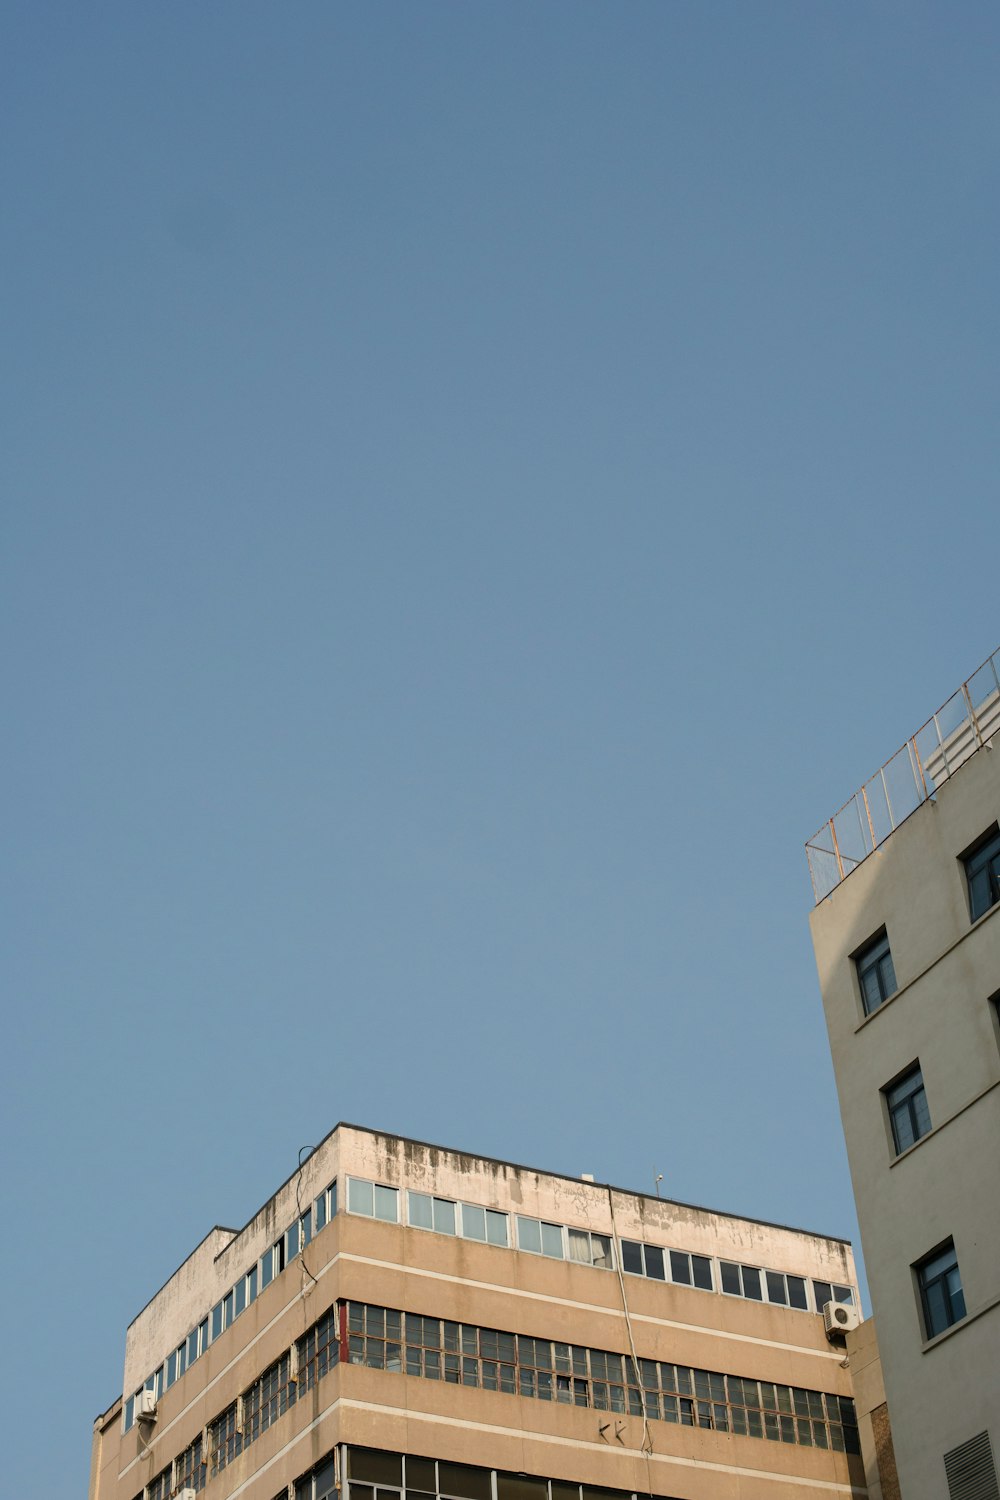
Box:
[296,1455,338,1500]
[516,1215,564,1258]
[917,1241,966,1339]
[813,1281,854,1312]
[965,827,1000,922]
[884,1064,931,1154]
[408,1191,457,1235]
[298,1308,340,1392]
[244,1352,296,1442]
[567,1228,613,1269]
[175,1434,206,1495]
[147,1468,172,1500]
[763,1270,809,1309]
[856,930,897,1015]
[347,1177,399,1222]
[670,1249,714,1290]
[720,1261,762,1300]
[210,1402,241,1475]
[460,1202,508,1246]
[621,1239,666,1280]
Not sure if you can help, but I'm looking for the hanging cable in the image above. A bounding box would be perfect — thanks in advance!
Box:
[607,1185,655,1473]
[296,1145,319,1291]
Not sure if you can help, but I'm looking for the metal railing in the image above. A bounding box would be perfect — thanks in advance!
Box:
[807,648,1000,903]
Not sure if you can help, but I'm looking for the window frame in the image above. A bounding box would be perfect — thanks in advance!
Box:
[963,826,1000,923]
[883,1061,931,1156]
[915,1239,966,1340]
[854,929,897,1016]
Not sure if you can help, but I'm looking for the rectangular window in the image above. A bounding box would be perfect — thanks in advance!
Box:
[669,1250,713,1290]
[885,1064,932,1154]
[147,1467,172,1500]
[813,1280,854,1311]
[720,1261,762,1299]
[917,1240,966,1339]
[175,1434,206,1495]
[348,1176,374,1215]
[567,1229,613,1269]
[408,1191,456,1235]
[516,1216,564,1257]
[244,1352,296,1442]
[210,1402,242,1474]
[298,1308,340,1392]
[964,827,1000,922]
[856,930,897,1015]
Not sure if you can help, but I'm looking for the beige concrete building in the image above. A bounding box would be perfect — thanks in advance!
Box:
[808,649,1000,1500]
[90,1124,866,1500]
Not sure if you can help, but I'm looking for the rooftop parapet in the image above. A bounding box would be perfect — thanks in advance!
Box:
[806,647,1000,903]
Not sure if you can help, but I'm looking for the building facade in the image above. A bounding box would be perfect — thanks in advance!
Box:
[90,1125,865,1500]
[808,649,1000,1500]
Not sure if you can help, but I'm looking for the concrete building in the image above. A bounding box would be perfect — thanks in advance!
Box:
[90,1124,866,1500]
[807,648,1000,1500]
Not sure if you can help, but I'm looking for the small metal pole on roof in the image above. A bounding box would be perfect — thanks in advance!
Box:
[879,766,895,831]
[911,735,930,801]
[860,783,877,854]
[654,1173,663,1199]
[829,817,845,883]
[962,680,985,751]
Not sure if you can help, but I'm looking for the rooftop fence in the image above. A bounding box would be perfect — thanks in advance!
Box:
[807,648,1000,904]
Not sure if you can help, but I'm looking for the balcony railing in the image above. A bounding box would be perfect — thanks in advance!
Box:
[807,648,1000,903]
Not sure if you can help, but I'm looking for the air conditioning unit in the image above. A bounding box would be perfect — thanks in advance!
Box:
[178,1491,197,1500]
[136,1389,158,1420]
[823,1300,860,1337]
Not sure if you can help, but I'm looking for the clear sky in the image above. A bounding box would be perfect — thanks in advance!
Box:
[3,4,999,1491]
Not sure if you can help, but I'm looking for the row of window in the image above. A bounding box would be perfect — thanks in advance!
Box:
[123,1180,337,1431]
[344,1300,858,1451]
[349,1176,854,1312]
[304,1445,686,1500]
[854,822,1000,1020]
[126,1172,855,1433]
[130,1297,860,1499]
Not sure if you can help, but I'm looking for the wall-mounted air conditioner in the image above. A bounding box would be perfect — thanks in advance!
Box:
[136,1389,158,1420]
[823,1300,860,1338]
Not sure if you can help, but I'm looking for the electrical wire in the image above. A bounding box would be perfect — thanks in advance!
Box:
[296,1145,320,1291]
[607,1184,655,1496]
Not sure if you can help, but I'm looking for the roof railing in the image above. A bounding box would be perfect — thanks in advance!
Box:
[806,648,1000,903]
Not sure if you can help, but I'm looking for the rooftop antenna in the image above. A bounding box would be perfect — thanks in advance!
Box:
[654,1172,663,1199]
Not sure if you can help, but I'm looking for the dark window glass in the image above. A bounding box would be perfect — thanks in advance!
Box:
[917,1242,966,1339]
[886,1065,932,1154]
[670,1250,692,1285]
[813,1280,833,1311]
[645,1244,666,1280]
[742,1266,762,1300]
[692,1255,713,1291]
[349,1450,403,1485]
[856,931,897,1015]
[439,1463,492,1500]
[621,1240,643,1275]
[720,1261,741,1296]
[497,1476,547,1500]
[766,1271,788,1304]
[407,1459,436,1492]
[965,828,1000,921]
[788,1276,808,1310]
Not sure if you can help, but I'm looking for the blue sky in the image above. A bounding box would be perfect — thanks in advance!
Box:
[3,4,999,1491]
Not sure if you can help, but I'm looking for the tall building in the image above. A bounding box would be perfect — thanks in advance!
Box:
[90,1124,865,1500]
[807,648,1000,1500]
